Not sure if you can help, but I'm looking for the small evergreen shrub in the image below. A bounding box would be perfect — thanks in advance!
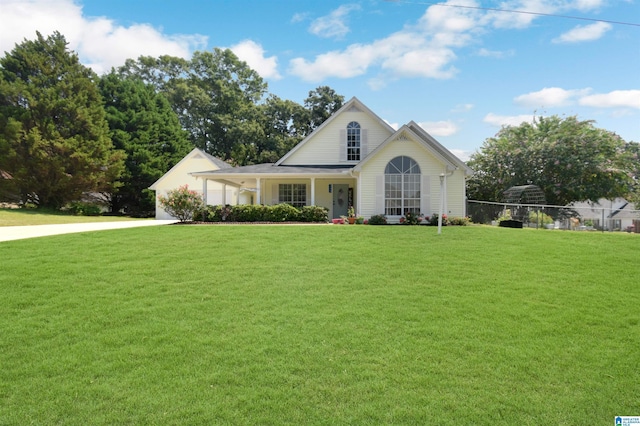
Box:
[157,185,205,222]
[64,202,102,216]
[368,214,387,225]
[299,205,329,222]
[266,203,300,222]
[528,211,554,226]
[448,216,471,226]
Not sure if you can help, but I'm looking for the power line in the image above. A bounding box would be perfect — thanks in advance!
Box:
[385,1,640,27]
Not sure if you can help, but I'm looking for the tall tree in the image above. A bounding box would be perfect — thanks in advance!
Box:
[0,32,123,209]
[99,72,192,216]
[467,115,634,206]
[250,95,307,163]
[624,141,640,209]
[119,49,267,162]
[304,86,344,132]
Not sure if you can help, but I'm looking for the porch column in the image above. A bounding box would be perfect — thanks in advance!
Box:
[202,178,208,206]
[222,183,227,205]
[310,177,315,206]
[256,178,261,205]
[356,174,361,215]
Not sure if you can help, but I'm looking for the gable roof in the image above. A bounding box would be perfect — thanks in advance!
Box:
[149,148,232,190]
[353,122,473,176]
[275,96,396,166]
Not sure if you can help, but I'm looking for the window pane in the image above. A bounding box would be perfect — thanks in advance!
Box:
[384,156,421,216]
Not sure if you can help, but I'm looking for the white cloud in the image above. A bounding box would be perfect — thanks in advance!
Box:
[384,48,458,79]
[449,148,472,162]
[514,87,592,107]
[385,120,400,130]
[0,0,207,75]
[553,22,611,43]
[289,44,375,81]
[291,12,309,24]
[418,120,459,136]
[513,87,640,110]
[484,113,536,127]
[484,0,606,30]
[451,103,474,113]
[309,4,361,39]
[417,0,480,35]
[485,0,554,29]
[229,40,281,80]
[579,90,640,109]
[289,0,476,82]
[571,0,606,12]
[476,48,514,58]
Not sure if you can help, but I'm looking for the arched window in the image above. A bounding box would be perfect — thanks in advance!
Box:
[385,156,421,216]
[347,121,361,161]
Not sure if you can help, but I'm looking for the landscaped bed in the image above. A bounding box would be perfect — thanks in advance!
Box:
[0,226,637,424]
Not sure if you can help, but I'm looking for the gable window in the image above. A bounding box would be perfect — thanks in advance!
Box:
[279,183,306,208]
[347,121,361,161]
[385,156,421,216]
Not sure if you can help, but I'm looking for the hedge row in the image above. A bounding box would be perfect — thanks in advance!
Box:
[202,204,329,223]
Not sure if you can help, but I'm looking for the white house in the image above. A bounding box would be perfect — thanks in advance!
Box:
[571,198,639,231]
[152,97,473,222]
[149,148,236,219]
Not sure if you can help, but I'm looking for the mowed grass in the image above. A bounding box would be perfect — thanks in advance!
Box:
[0,225,638,425]
[0,208,148,226]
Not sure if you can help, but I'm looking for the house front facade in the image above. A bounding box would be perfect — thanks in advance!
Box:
[154,97,473,222]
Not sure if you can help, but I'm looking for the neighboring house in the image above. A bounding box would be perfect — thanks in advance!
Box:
[571,198,639,231]
[152,97,473,222]
[149,148,235,219]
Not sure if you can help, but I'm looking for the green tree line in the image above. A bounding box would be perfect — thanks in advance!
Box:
[467,116,639,208]
[0,32,344,216]
[2,32,637,217]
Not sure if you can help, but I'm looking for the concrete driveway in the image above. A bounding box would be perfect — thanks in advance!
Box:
[0,220,178,242]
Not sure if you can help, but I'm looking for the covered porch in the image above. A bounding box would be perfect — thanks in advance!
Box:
[191,164,360,219]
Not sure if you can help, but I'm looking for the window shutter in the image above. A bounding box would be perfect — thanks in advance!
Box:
[375,175,384,214]
[361,129,368,157]
[421,175,431,216]
[339,129,346,162]
[272,183,279,205]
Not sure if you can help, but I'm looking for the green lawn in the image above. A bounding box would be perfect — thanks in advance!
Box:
[0,225,638,425]
[0,208,149,226]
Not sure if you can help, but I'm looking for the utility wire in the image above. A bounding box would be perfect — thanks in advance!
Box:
[385,0,640,27]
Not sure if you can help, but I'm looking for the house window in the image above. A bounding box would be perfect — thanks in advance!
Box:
[347,121,361,161]
[279,183,306,208]
[384,156,421,216]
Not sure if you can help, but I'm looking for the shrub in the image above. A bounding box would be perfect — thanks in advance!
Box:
[400,211,423,225]
[426,213,448,226]
[528,211,554,226]
[299,205,329,223]
[448,216,471,226]
[368,214,387,225]
[64,201,102,216]
[157,185,205,222]
[266,203,300,222]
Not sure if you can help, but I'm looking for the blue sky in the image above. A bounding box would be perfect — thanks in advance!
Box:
[1,0,639,160]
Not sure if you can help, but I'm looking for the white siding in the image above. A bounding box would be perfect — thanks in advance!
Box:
[280,111,393,165]
[152,155,235,219]
[358,137,467,220]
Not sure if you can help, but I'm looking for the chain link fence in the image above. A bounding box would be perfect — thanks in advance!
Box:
[467,199,640,233]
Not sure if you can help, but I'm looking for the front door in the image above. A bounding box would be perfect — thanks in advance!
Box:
[332,184,349,218]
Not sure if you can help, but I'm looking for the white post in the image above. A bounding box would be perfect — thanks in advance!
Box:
[256,178,261,205]
[438,173,445,235]
[202,178,208,206]
[222,183,227,205]
[310,177,315,206]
